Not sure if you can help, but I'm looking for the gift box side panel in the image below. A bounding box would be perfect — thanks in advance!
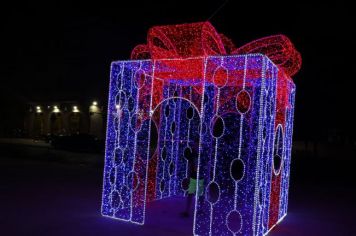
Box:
[193,54,271,236]
[101,61,122,218]
[255,60,278,236]
[278,78,296,220]
[268,70,296,230]
[102,60,154,225]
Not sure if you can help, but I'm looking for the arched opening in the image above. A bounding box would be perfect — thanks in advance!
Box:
[68,112,81,134]
[273,125,284,175]
[33,113,44,137]
[50,113,63,135]
[145,97,201,231]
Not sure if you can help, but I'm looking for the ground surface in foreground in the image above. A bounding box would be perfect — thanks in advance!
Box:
[1,148,355,236]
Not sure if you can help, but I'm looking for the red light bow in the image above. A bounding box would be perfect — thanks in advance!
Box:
[131,22,301,77]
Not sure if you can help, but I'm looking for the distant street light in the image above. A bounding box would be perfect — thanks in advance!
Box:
[73,106,80,113]
[53,105,60,113]
[36,106,42,113]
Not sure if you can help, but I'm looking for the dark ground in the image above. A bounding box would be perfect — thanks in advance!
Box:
[1,144,356,236]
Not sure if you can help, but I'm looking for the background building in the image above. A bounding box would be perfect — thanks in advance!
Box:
[24,101,104,139]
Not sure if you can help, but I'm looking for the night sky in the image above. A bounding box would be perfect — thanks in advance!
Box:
[1,0,354,140]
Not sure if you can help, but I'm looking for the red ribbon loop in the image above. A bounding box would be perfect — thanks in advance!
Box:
[131,22,301,77]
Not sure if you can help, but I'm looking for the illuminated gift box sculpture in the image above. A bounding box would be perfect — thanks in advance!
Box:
[102,22,301,236]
